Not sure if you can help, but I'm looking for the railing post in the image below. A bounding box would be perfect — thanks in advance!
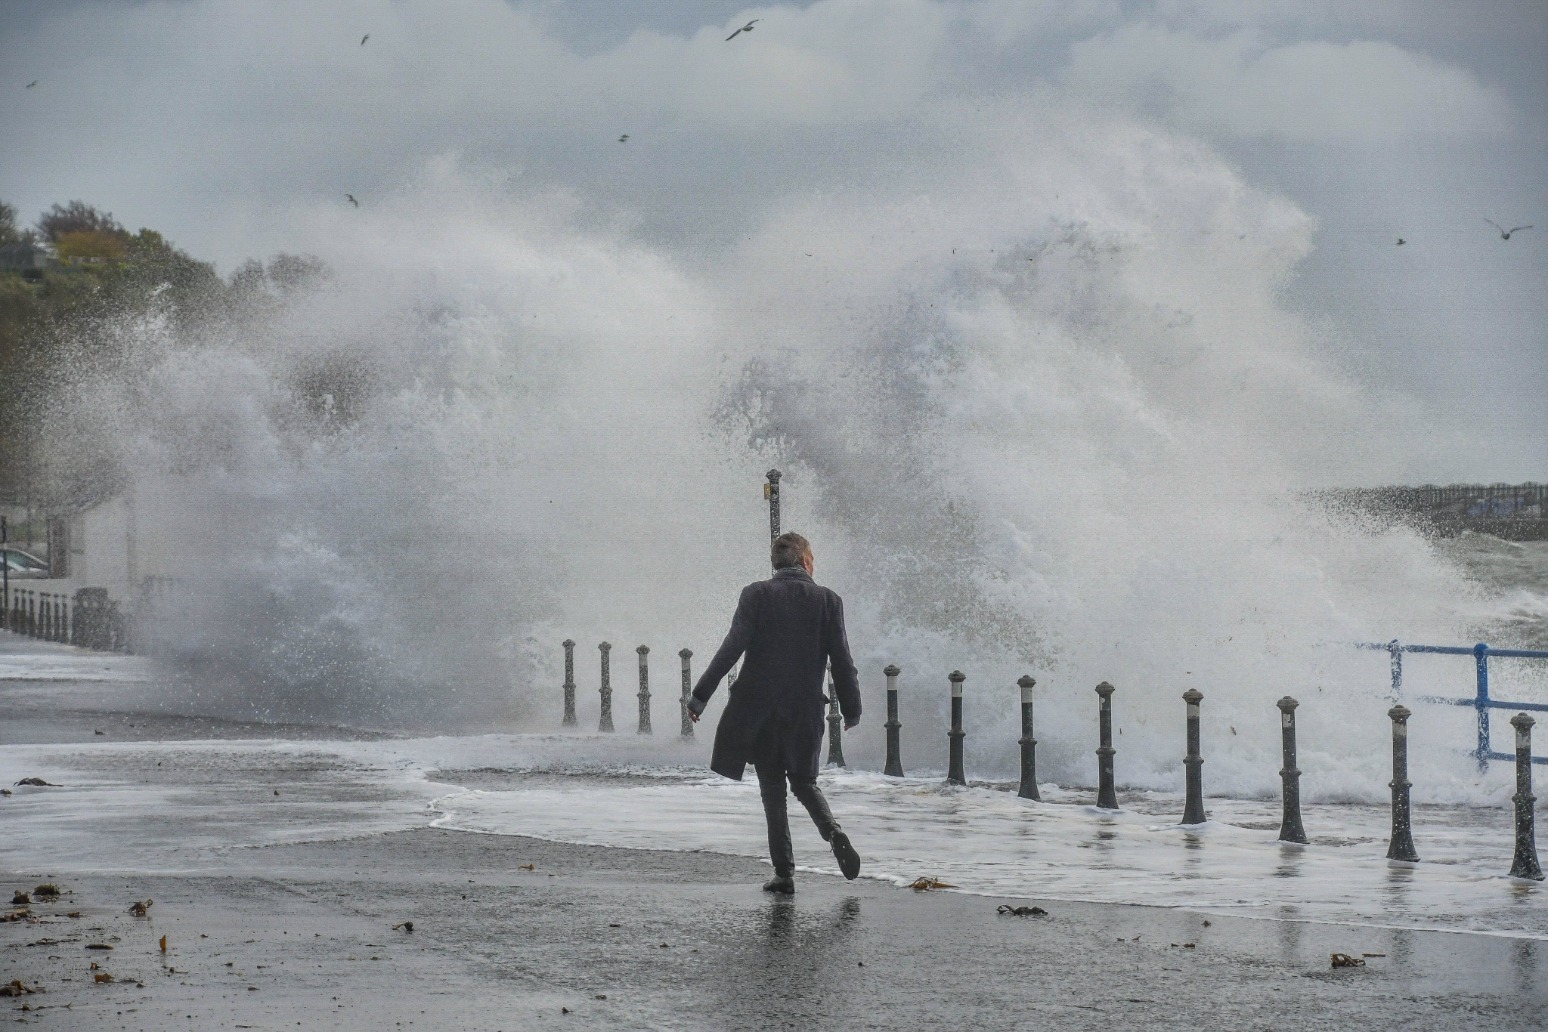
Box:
[765,469,781,542]
[1017,675,1040,801]
[826,668,846,768]
[947,670,966,786]
[1182,688,1206,825]
[1386,704,1420,862]
[598,642,614,732]
[679,649,694,738]
[1509,713,1543,880]
[1474,643,1491,772]
[883,664,904,777]
[1388,639,1402,700]
[1277,696,1308,844]
[636,645,651,735]
[561,639,577,727]
[1095,681,1118,809]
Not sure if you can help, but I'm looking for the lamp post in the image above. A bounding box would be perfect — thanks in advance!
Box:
[764,469,782,542]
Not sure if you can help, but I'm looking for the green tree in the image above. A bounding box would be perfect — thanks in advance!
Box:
[35,201,124,242]
[0,202,21,245]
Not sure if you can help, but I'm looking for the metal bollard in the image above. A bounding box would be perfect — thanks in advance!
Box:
[636,645,652,734]
[679,649,694,738]
[1509,713,1543,880]
[947,670,966,786]
[1017,675,1040,801]
[1095,682,1118,809]
[883,664,904,777]
[1182,688,1205,825]
[561,639,577,727]
[1277,696,1308,844]
[598,642,614,733]
[765,468,782,541]
[1385,705,1419,862]
[826,669,846,768]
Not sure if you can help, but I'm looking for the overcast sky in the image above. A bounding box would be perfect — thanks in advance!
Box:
[2,0,1544,482]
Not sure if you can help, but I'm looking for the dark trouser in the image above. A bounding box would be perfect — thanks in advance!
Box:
[754,728,839,878]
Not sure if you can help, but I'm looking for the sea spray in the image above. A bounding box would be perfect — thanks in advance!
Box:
[33,122,1542,803]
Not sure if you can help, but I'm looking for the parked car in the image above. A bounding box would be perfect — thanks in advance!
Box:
[1,548,51,578]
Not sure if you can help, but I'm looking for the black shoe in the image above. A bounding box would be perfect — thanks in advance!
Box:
[763,875,795,894]
[831,831,861,880]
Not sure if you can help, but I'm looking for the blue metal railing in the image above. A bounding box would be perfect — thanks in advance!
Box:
[1356,640,1548,769]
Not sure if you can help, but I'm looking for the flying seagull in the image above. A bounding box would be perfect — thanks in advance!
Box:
[1484,218,1532,240]
[1396,238,1405,246]
[726,19,759,40]
[346,194,360,208]
[618,134,629,143]
[360,34,370,47]
[25,80,37,88]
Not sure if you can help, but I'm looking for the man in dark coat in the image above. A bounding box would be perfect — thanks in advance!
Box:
[687,532,862,893]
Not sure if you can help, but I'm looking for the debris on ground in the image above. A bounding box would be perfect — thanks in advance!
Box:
[127,899,152,917]
[1362,952,1386,958]
[0,980,39,997]
[1330,953,1366,968]
[14,778,60,787]
[996,905,1047,917]
[1,909,32,923]
[519,864,535,871]
[32,884,60,899]
[92,972,113,983]
[1,788,11,795]
[908,877,955,891]
[12,891,31,905]
[159,934,168,953]
[85,943,114,951]
[392,921,414,933]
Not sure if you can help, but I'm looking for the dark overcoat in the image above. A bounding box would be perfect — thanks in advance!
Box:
[690,567,860,781]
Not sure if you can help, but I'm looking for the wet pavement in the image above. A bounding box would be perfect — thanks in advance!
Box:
[5,827,1545,1031]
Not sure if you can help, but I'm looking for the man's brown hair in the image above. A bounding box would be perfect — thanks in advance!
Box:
[771,532,812,570]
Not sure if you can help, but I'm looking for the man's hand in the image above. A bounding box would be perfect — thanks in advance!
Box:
[688,709,700,723]
[844,719,859,731]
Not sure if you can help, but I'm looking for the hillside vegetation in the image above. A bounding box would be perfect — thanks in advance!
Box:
[0,199,327,502]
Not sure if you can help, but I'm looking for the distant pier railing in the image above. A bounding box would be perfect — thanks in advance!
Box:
[1357,640,1548,769]
[1320,482,1547,540]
